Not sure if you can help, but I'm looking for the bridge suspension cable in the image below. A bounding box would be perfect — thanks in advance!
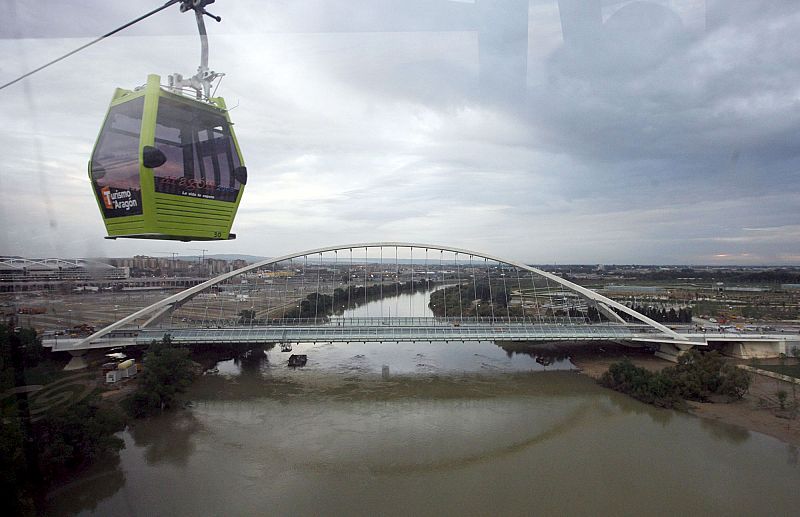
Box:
[69,242,689,350]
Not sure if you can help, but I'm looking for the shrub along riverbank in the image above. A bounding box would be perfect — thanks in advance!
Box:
[1,324,126,515]
[1,327,198,516]
[600,350,751,409]
[123,336,196,418]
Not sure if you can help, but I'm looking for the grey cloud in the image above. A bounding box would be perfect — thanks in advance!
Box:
[2,1,800,264]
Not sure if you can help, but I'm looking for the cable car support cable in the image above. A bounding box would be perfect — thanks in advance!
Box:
[0,0,185,92]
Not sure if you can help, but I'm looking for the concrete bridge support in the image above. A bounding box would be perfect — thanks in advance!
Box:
[64,350,89,371]
[719,339,794,360]
[653,342,696,362]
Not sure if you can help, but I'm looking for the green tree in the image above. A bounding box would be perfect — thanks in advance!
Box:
[0,409,35,516]
[0,324,127,514]
[600,359,684,408]
[0,324,46,391]
[16,327,43,367]
[125,336,196,418]
[34,396,126,481]
[0,324,16,391]
[716,364,751,400]
[238,309,256,325]
[776,390,788,410]
[601,350,750,408]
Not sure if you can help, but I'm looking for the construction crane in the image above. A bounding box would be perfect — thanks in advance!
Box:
[187,248,210,277]
[152,251,179,273]
[188,248,209,264]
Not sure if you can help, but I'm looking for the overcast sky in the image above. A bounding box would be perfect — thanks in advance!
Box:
[1,0,799,265]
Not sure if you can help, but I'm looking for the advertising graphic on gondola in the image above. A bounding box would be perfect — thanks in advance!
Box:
[153,174,239,202]
[96,185,143,218]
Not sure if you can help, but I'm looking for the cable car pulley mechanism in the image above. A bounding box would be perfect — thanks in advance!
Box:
[169,0,223,101]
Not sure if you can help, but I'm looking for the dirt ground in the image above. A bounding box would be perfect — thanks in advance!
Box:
[688,374,800,447]
[569,344,800,447]
[569,344,668,380]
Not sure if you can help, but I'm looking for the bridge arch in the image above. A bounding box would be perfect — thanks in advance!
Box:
[75,242,686,348]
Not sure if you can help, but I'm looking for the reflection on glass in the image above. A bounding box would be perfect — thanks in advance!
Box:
[152,98,241,202]
[130,411,202,467]
[43,455,126,517]
[90,97,144,217]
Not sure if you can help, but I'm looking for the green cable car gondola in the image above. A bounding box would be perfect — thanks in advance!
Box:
[89,1,246,241]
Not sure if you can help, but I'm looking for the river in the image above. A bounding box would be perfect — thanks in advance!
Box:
[47,290,800,515]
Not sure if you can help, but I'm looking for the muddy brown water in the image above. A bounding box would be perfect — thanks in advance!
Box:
[46,291,800,516]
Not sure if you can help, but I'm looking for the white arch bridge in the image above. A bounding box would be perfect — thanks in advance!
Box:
[55,242,796,363]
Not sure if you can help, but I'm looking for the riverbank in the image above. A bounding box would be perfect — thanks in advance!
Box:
[569,344,800,447]
[688,371,800,447]
[568,344,668,379]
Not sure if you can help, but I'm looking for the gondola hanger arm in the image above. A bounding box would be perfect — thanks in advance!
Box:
[169,0,225,102]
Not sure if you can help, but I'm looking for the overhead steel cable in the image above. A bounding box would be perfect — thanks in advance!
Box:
[347,249,353,321]
[301,255,306,322]
[501,266,510,322]
[0,0,181,92]
[455,252,463,322]
[409,247,414,318]
[314,253,321,324]
[395,247,399,320]
[440,250,446,321]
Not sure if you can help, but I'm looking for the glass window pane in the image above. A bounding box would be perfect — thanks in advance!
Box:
[91,97,144,218]
[152,97,242,202]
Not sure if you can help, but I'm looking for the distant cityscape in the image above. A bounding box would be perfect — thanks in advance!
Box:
[3,253,800,295]
[0,255,253,293]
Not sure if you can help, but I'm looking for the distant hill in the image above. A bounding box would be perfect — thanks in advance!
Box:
[164,253,269,263]
[200,254,268,263]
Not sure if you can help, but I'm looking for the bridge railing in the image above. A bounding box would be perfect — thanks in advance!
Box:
[148,315,667,331]
[134,322,650,345]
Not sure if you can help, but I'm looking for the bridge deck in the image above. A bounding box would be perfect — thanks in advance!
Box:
[48,322,673,351]
[45,323,800,352]
[139,323,649,345]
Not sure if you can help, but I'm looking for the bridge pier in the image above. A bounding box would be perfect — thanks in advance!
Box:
[652,342,695,362]
[637,335,800,362]
[64,350,89,371]
[620,340,697,362]
[715,339,792,360]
